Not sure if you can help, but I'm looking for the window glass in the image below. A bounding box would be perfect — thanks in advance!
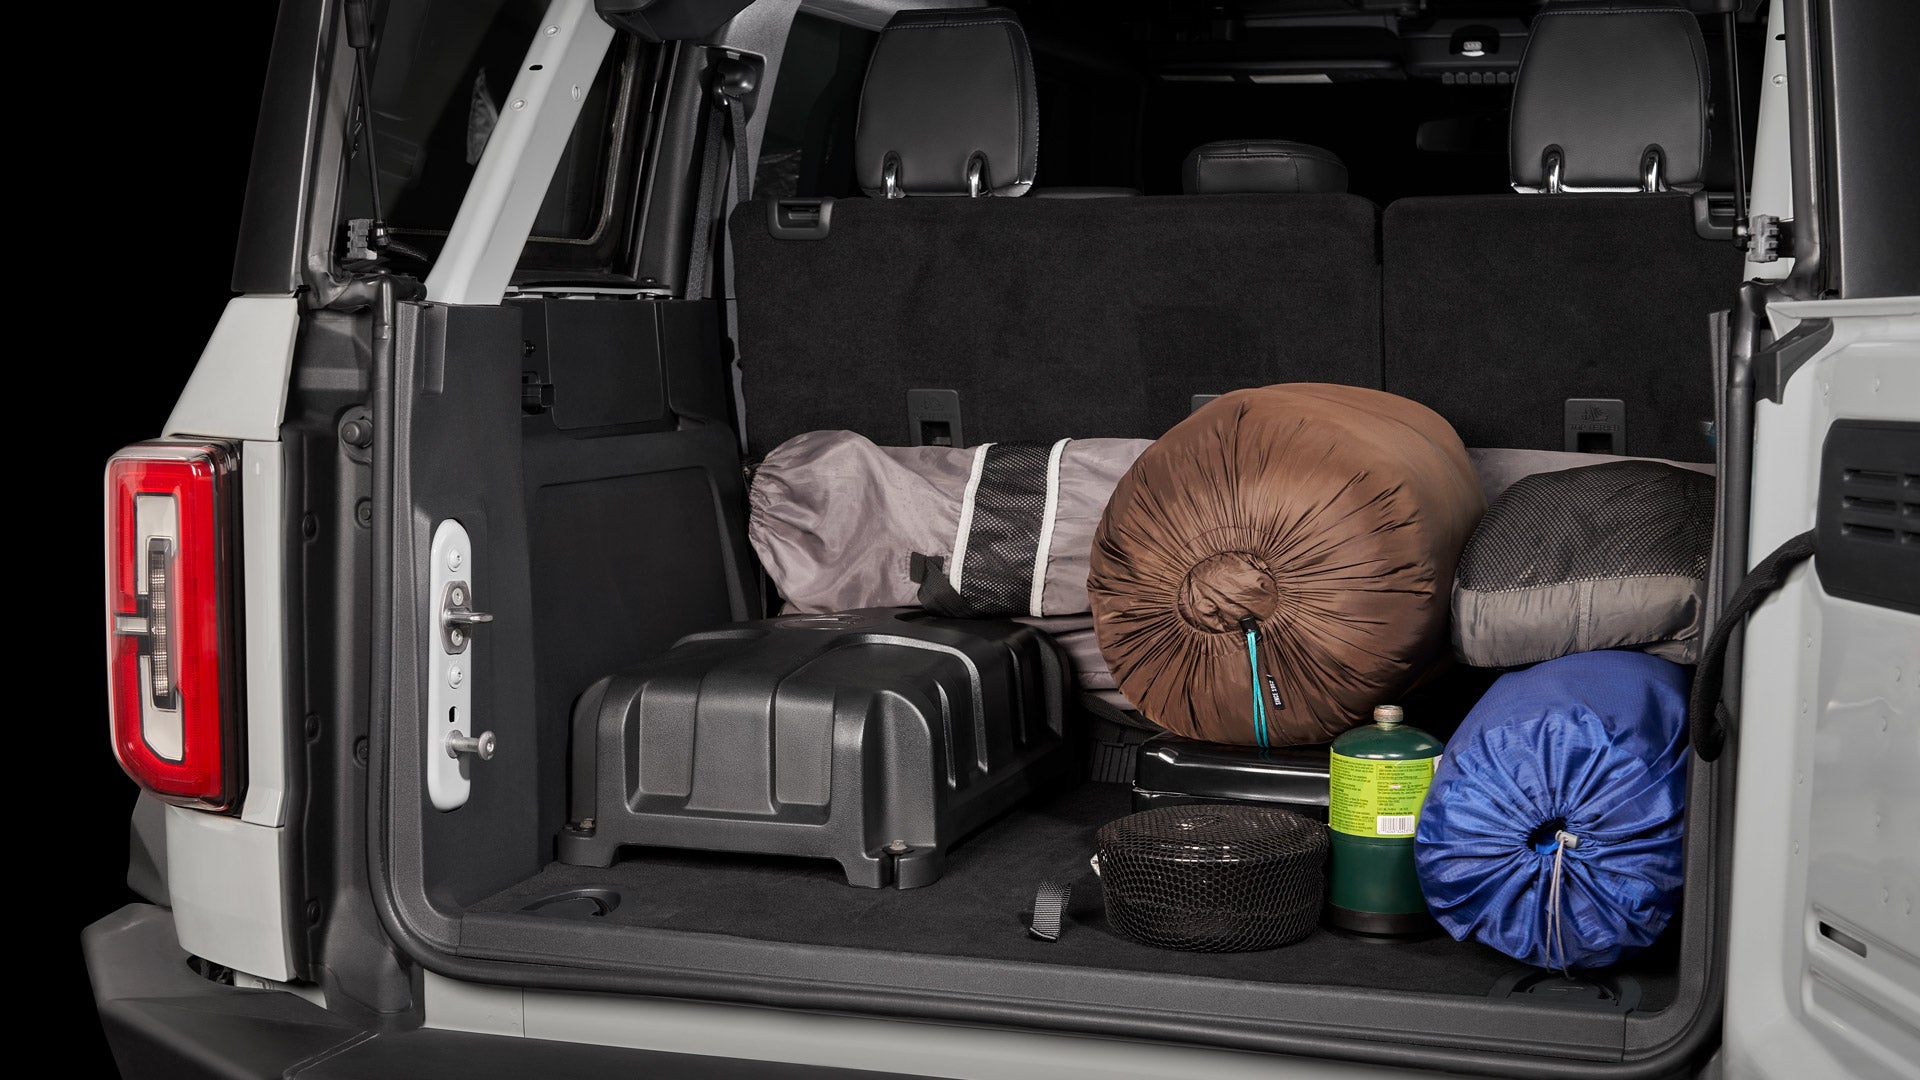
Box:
[756,12,877,199]
[345,0,628,259]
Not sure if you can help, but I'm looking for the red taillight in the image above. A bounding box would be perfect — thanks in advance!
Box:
[105,441,242,811]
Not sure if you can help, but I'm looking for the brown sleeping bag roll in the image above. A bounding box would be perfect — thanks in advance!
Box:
[1088,385,1484,745]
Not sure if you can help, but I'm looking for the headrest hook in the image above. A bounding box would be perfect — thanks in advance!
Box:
[1543,148,1564,195]
[1641,148,1667,193]
[883,155,904,200]
[966,154,988,198]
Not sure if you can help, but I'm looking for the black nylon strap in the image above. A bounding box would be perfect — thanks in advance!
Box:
[1689,529,1816,761]
[724,90,753,204]
[910,553,985,618]
[1029,880,1072,941]
[686,70,752,301]
[685,100,726,300]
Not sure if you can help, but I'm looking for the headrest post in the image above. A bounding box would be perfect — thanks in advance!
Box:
[1544,149,1565,194]
[966,155,987,198]
[883,156,903,200]
[1641,149,1667,193]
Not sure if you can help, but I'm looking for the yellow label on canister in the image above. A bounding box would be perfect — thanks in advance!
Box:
[1327,752,1438,838]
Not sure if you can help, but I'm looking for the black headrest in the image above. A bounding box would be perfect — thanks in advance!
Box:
[1510,1,1710,192]
[853,8,1038,198]
[1181,140,1350,195]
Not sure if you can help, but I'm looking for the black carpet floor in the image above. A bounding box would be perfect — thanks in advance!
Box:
[478,782,1679,1006]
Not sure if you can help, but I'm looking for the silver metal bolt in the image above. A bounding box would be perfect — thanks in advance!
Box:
[450,627,466,648]
[570,84,583,102]
[450,585,467,607]
[885,840,910,854]
[447,549,463,571]
[545,24,559,35]
[447,730,496,760]
[449,665,464,688]
[512,99,526,111]
[578,817,596,831]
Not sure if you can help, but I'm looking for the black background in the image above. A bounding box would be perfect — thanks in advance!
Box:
[53,6,282,1071]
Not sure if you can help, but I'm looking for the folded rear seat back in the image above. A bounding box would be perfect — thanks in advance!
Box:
[1181,139,1350,195]
[733,8,1381,456]
[1381,0,1740,463]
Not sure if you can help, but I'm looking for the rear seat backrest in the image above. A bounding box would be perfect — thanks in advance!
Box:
[734,9,1382,455]
[1381,0,1739,462]
[1182,140,1350,195]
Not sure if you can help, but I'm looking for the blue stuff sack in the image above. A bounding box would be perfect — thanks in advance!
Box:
[1415,650,1690,971]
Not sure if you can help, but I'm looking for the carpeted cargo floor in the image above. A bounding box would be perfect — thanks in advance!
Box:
[475,782,1680,1008]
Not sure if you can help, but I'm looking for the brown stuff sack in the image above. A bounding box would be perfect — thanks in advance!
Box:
[1088,385,1484,745]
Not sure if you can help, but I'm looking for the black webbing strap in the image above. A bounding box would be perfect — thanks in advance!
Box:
[723,88,752,205]
[910,554,986,619]
[684,100,726,300]
[685,59,752,301]
[1689,529,1816,761]
[1029,880,1072,941]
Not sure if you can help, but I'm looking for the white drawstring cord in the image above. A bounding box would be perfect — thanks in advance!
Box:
[1547,829,1582,976]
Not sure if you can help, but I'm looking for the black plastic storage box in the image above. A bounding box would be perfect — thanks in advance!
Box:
[1131,734,1332,820]
[558,609,1070,887]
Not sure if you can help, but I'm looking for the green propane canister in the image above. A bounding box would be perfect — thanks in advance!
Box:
[1326,704,1442,935]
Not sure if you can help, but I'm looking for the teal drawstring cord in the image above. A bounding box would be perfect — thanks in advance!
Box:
[1240,616,1269,747]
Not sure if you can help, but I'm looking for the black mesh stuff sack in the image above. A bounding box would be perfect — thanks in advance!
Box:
[1451,460,1716,668]
[1095,805,1328,952]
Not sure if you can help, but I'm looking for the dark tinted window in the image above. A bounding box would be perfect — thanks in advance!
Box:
[755,12,876,199]
[345,0,639,270]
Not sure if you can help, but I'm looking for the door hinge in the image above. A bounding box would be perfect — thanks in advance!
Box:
[1742,213,1794,263]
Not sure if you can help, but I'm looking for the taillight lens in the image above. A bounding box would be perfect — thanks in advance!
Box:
[105,441,243,811]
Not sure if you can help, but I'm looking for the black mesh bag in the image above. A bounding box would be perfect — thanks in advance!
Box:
[1451,460,1716,668]
[1095,805,1328,952]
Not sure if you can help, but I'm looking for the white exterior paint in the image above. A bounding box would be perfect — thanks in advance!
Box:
[1744,1,1795,282]
[163,296,300,442]
[1722,296,1920,1080]
[150,293,302,976]
[424,972,1439,1080]
[240,441,290,827]
[167,804,295,982]
[423,0,616,306]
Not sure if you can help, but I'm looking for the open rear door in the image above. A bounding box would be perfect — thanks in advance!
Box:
[1720,296,1920,1079]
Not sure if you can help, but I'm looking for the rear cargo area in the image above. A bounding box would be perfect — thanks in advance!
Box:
[476,775,1682,1008]
[362,1,1762,1073]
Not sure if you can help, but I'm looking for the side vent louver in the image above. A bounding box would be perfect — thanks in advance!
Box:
[1815,421,1920,614]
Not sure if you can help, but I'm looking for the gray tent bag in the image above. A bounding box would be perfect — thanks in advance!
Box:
[748,430,1149,617]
